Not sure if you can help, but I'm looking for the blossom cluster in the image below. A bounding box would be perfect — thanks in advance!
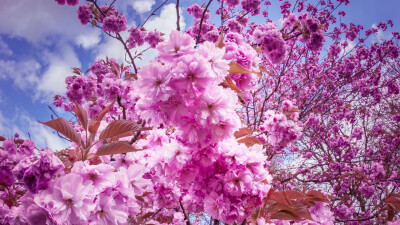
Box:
[259,109,302,149]
[253,22,287,64]
[134,31,272,223]
[141,135,271,223]
[224,32,260,99]
[128,27,164,49]
[135,30,239,146]
[60,58,136,120]
[297,13,326,52]
[185,4,219,43]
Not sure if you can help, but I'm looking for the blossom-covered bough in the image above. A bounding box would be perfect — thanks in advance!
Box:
[1,0,400,224]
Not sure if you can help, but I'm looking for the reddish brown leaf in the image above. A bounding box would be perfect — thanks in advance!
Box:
[267,202,312,221]
[96,142,139,156]
[89,99,116,134]
[215,29,225,49]
[72,67,82,75]
[0,136,5,141]
[385,194,400,211]
[266,203,294,214]
[125,73,138,81]
[388,205,395,221]
[237,136,262,147]
[234,127,254,139]
[259,65,273,75]
[39,118,81,145]
[225,77,242,93]
[14,139,24,144]
[269,191,292,205]
[306,190,330,204]
[284,190,306,200]
[135,195,145,202]
[289,107,301,113]
[291,202,313,220]
[140,212,155,220]
[270,210,302,221]
[74,102,88,131]
[99,120,141,140]
[228,62,255,74]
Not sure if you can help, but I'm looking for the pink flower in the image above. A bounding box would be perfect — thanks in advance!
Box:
[145,31,164,48]
[224,170,252,196]
[204,192,230,220]
[198,41,229,82]
[196,86,237,125]
[157,30,195,61]
[35,173,95,224]
[71,161,115,193]
[170,53,212,96]
[54,0,66,5]
[128,27,147,49]
[211,116,241,142]
[136,62,171,101]
[66,0,79,6]
[102,15,127,33]
[77,4,91,25]
[88,192,128,225]
[3,139,17,154]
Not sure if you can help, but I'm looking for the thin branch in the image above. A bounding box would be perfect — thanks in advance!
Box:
[129,120,146,145]
[179,201,191,225]
[48,105,60,118]
[176,0,180,31]
[220,0,224,26]
[196,0,213,45]
[140,0,170,27]
[117,96,126,119]
[104,0,117,15]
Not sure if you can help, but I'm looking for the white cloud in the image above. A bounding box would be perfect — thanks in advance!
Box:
[0,59,41,89]
[371,24,392,43]
[0,0,100,44]
[0,110,69,150]
[36,45,81,100]
[95,31,128,63]
[0,45,80,102]
[75,29,102,49]
[131,0,156,14]
[0,37,12,56]
[144,3,186,35]
[95,3,186,67]
[339,40,355,57]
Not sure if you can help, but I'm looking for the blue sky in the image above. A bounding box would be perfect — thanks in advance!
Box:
[0,0,399,149]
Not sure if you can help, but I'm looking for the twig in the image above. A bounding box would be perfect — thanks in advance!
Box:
[176,0,180,31]
[104,0,117,15]
[179,201,191,225]
[140,0,170,27]
[148,208,162,222]
[117,96,126,119]
[196,0,213,45]
[90,0,138,73]
[220,0,224,26]
[129,120,146,145]
[48,105,60,118]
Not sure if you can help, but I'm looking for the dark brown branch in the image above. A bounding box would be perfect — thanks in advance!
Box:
[116,96,126,119]
[179,201,191,225]
[129,120,146,145]
[196,0,213,45]
[140,0,170,27]
[89,0,138,73]
[48,105,60,118]
[176,0,180,31]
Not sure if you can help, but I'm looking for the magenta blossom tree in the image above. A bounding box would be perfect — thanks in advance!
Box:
[0,0,399,224]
